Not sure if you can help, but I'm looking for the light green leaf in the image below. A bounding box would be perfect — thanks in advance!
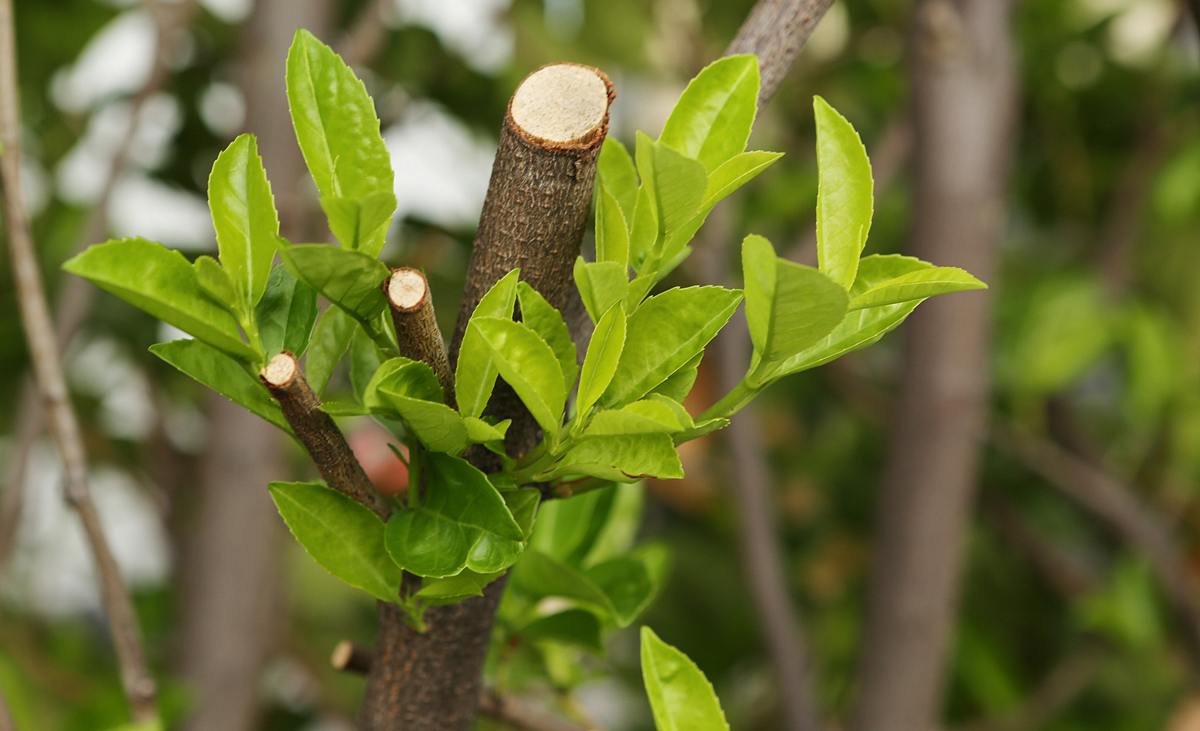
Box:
[279,243,389,336]
[269,481,401,602]
[208,134,279,308]
[814,96,873,290]
[602,286,742,407]
[305,307,356,395]
[364,357,467,452]
[512,550,653,627]
[193,255,239,311]
[517,282,578,392]
[660,54,759,172]
[416,570,504,605]
[150,339,289,433]
[742,235,848,381]
[464,416,509,445]
[574,258,629,323]
[595,185,630,268]
[629,185,660,272]
[473,317,566,439]
[63,238,255,360]
[847,254,986,310]
[456,269,520,417]
[641,627,730,731]
[584,399,686,436]
[385,453,523,578]
[551,434,683,482]
[701,150,783,211]
[285,29,395,256]
[598,138,638,219]
[256,265,318,356]
[647,142,707,249]
[650,352,702,403]
[577,304,627,418]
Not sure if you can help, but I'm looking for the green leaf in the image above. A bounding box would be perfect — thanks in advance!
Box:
[628,185,660,272]
[846,254,986,310]
[742,235,848,382]
[595,185,630,268]
[504,487,541,538]
[150,339,290,433]
[473,317,566,439]
[647,142,707,252]
[364,357,468,452]
[641,627,730,731]
[574,258,629,323]
[285,29,395,255]
[530,486,615,561]
[269,481,401,602]
[517,282,578,392]
[551,434,683,482]
[577,304,627,418]
[701,150,783,211]
[814,96,873,290]
[385,453,523,578]
[650,352,702,403]
[602,286,742,407]
[464,416,510,445]
[305,307,356,395]
[512,550,652,627]
[279,243,390,337]
[598,138,638,219]
[456,269,520,417]
[660,55,759,172]
[416,570,504,605]
[520,609,604,652]
[349,326,385,403]
[63,238,255,360]
[193,255,239,311]
[364,357,445,404]
[208,134,279,308]
[584,399,687,436]
[256,265,318,356]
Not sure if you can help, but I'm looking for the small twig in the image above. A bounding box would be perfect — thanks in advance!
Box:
[725,0,836,105]
[259,353,387,518]
[0,0,158,722]
[385,267,454,399]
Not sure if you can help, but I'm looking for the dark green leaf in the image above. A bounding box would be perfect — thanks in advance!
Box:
[255,265,318,356]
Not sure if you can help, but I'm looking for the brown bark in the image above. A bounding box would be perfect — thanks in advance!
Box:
[850,3,1017,730]
[725,0,835,104]
[386,267,454,399]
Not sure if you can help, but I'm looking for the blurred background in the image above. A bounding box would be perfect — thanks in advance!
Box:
[1,0,1198,729]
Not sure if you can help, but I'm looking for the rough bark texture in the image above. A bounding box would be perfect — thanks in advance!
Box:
[725,0,835,104]
[262,353,385,518]
[851,3,1017,730]
[387,268,454,399]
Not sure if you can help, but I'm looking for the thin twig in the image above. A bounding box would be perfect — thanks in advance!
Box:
[0,0,158,722]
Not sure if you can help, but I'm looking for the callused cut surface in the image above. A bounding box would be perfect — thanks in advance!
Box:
[510,64,609,143]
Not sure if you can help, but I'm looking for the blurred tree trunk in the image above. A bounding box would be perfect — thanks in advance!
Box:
[175,2,331,729]
[851,2,1017,731]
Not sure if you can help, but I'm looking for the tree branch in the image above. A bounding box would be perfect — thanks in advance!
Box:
[0,0,158,722]
[725,0,835,104]
[385,267,454,399]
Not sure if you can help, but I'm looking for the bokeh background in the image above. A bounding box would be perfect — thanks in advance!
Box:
[1,0,1198,729]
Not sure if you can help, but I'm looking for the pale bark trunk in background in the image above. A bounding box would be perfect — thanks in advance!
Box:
[851,2,1017,730]
[175,2,330,729]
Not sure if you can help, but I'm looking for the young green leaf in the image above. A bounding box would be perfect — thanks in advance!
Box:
[597,137,638,219]
[650,351,702,403]
[305,307,356,395]
[269,481,401,602]
[640,627,730,731]
[742,235,848,381]
[255,265,318,356]
[847,254,986,310]
[415,570,505,605]
[472,317,566,439]
[150,339,290,433]
[193,255,239,311]
[595,185,631,268]
[456,269,520,417]
[464,416,510,446]
[385,453,524,578]
[660,54,759,172]
[517,282,578,392]
[628,185,660,272]
[520,609,605,652]
[552,434,683,482]
[814,96,873,290]
[530,486,616,562]
[285,29,395,256]
[208,134,279,309]
[584,399,687,436]
[602,286,742,407]
[511,550,653,627]
[574,259,630,323]
[577,303,627,418]
[647,142,707,247]
[700,150,783,211]
[376,390,469,454]
[63,238,255,360]
[279,243,389,334]
[364,357,445,405]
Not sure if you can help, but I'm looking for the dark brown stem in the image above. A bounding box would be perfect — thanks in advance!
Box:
[725,0,835,104]
[259,352,386,518]
[851,2,1017,730]
[386,267,454,399]
[0,0,158,721]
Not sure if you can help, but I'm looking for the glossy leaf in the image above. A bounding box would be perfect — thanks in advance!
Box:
[577,303,626,418]
[279,243,389,333]
[208,134,279,308]
[584,399,687,436]
[63,238,255,360]
[647,142,707,248]
[305,307,356,395]
[551,434,683,482]
[847,254,986,310]
[574,258,629,323]
[269,481,401,602]
[595,185,630,268]
[193,255,239,312]
[641,627,729,731]
[650,352,702,403]
[385,453,523,578]
[150,339,289,433]
[602,286,742,406]
[456,269,520,417]
[701,150,783,211]
[660,54,759,171]
[814,96,873,290]
[517,282,578,391]
[598,137,638,219]
[473,317,566,439]
[256,265,318,356]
